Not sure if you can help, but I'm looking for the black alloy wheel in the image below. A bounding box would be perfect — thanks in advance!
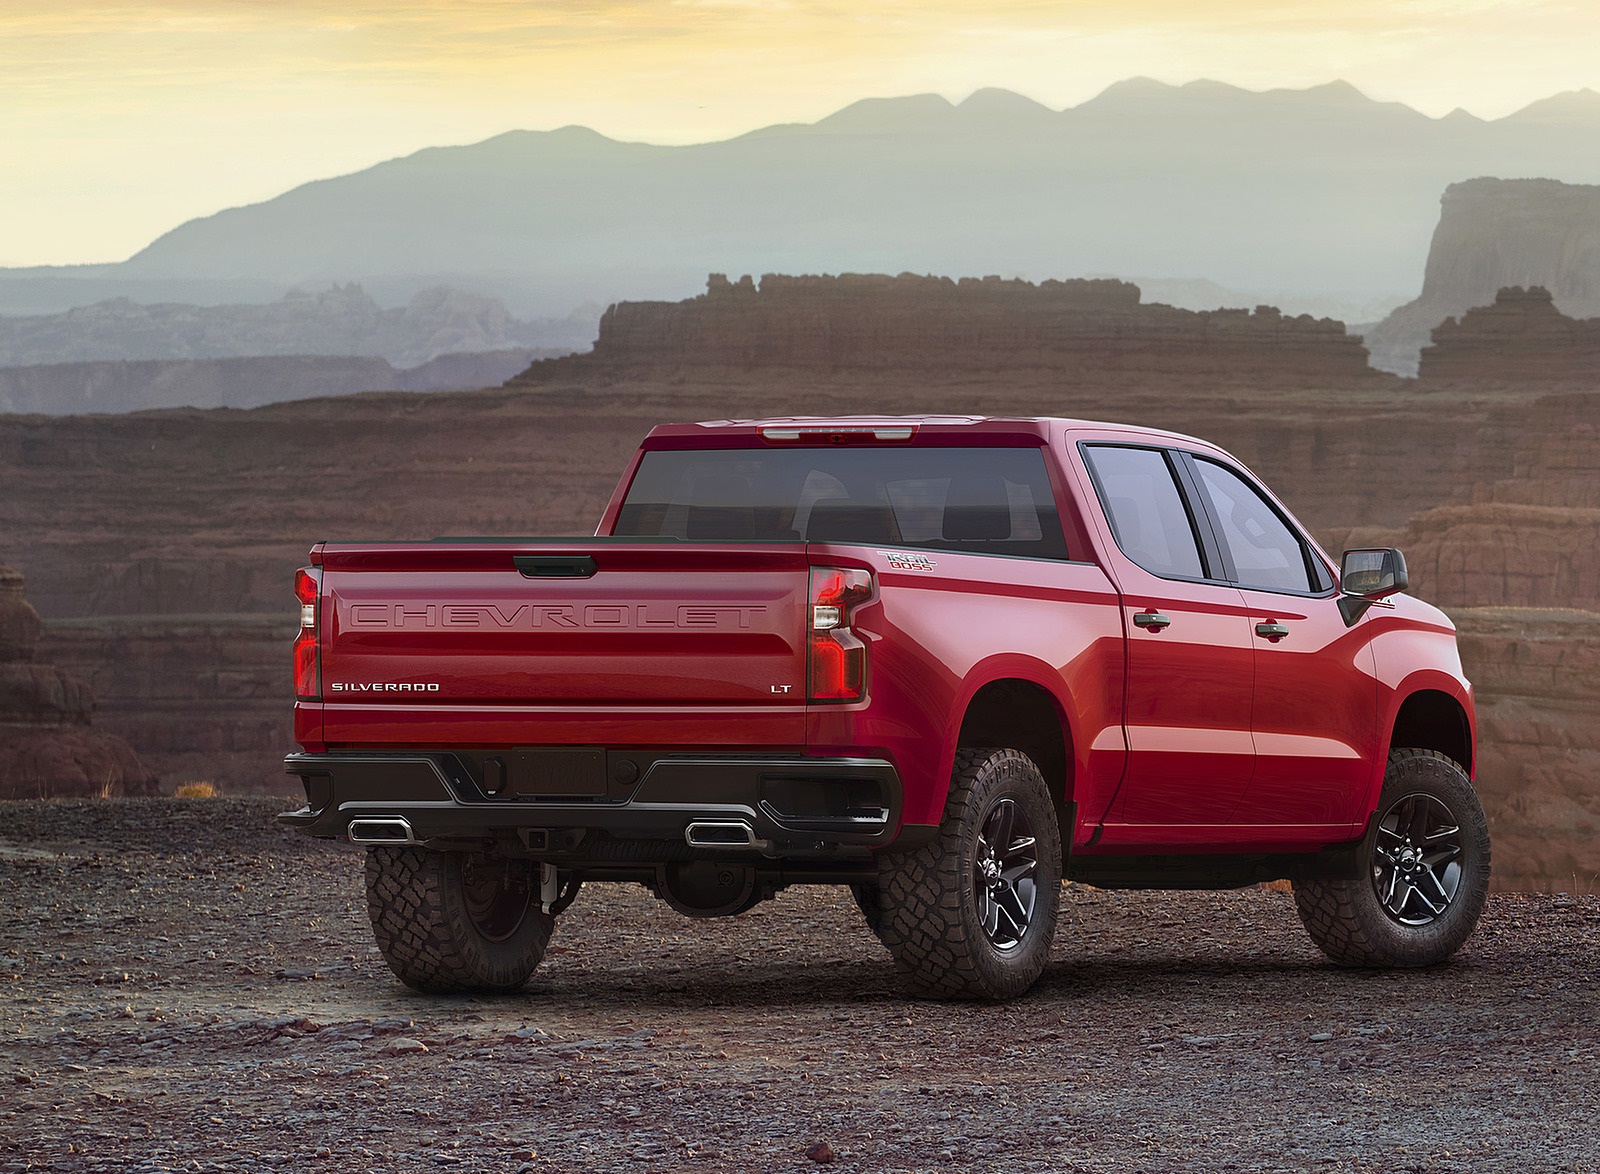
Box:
[1370,792,1465,926]
[973,796,1040,951]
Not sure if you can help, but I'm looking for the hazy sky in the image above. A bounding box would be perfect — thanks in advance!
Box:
[5,0,1598,268]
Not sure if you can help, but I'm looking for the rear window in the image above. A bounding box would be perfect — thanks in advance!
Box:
[614,446,1070,559]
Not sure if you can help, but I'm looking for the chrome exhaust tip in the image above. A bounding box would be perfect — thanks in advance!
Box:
[346,817,416,846]
[684,820,763,850]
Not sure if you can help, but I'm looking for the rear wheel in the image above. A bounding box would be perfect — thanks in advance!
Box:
[1294,749,1491,967]
[874,747,1062,1000]
[365,847,554,993]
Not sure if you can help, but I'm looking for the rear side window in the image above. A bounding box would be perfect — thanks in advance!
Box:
[1081,445,1205,579]
[614,446,1070,559]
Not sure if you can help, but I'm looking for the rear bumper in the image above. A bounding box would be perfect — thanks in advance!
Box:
[279,749,919,859]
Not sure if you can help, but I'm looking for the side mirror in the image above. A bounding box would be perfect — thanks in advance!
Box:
[1340,548,1408,599]
[1338,548,1408,626]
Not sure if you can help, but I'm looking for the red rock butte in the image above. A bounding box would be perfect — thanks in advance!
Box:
[521,273,1382,387]
[1420,286,1600,384]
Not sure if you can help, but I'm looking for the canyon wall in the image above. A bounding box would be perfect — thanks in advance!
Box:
[1335,389,1598,610]
[1455,609,1600,891]
[1365,178,1600,374]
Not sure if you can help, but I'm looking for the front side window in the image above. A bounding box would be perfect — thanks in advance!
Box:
[1193,458,1318,593]
[1082,445,1205,579]
[614,445,1070,559]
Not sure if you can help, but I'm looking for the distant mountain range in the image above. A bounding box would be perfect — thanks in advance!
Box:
[0,350,561,415]
[4,78,1600,323]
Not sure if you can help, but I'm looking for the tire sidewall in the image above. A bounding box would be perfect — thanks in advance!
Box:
[1347,752,1491,965]
[435,851,553,989]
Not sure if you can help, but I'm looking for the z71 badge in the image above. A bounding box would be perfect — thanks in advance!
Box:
[879,551,937,572]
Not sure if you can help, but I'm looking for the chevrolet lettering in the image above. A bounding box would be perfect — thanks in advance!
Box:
[282,415,1491,1002]
[345,602,768,630]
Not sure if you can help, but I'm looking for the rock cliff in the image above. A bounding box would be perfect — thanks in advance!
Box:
[535,273,1380,387]
[1364,178,1600,374]
[0,566,158,799]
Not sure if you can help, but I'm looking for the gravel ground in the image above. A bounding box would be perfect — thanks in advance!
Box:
[1,798,1597,1173]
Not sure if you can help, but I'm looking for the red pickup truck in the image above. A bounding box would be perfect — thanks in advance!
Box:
[281,416,1490,1000]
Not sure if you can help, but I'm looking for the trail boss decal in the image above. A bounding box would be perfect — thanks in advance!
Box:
[879,551,937,572]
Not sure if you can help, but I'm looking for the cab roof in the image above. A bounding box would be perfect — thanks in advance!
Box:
[640,415,1215,452]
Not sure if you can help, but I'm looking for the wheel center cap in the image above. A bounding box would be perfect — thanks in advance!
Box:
[980,858,1002,883]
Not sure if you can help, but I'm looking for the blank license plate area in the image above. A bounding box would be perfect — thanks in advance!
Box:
[509,748,607,798]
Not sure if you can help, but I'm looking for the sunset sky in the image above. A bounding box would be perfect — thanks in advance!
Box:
[5,0,1599,268]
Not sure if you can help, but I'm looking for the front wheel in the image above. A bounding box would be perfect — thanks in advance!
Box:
[1294,748,1491,967]
[365,847,554,993]
[874,747,1062,1000]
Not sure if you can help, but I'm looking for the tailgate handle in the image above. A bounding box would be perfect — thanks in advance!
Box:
[514,555,598,579]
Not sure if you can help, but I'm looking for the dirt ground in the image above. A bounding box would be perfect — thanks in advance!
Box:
[2,799,1597,1173]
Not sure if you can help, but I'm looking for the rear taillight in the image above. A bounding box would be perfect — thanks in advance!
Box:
[809,566,873,701]
[293,567,320,699]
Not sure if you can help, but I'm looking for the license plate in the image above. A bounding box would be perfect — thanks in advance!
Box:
[509,748,607,797]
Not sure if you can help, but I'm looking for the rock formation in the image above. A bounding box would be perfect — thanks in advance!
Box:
[526,273,1381,388]
[0,565,158,799]
[1417,286,1600,384]
[1364,178,1600,374]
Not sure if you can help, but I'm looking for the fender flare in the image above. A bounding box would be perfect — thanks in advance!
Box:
[1362,668,1476,816]
[934,653,1081,807]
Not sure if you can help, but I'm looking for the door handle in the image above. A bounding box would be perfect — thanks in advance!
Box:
[1255,622,1290,640]
[1132,611,1171,630]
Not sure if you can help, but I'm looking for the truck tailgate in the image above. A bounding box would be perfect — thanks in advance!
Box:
[317,543,810,705]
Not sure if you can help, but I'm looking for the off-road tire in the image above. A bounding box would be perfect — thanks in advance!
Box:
[874,747,1062,1000]
[365,847,554,993]
[1294,748,1491,968]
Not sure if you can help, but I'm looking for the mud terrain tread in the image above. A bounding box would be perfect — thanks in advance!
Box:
[365,847,552,993]
[874,747,1060,1001]
[1294,748,1491,968]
